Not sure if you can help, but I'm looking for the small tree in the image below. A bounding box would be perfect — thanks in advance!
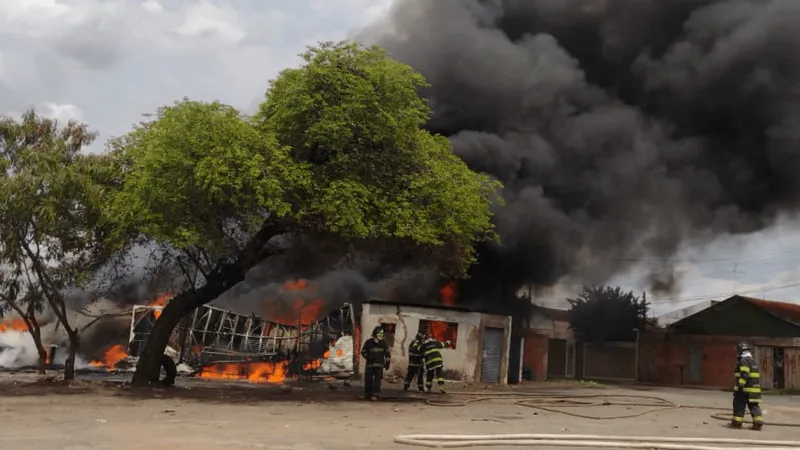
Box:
[0,273,47,373]
[567,285,648,343]
[0,110,108,380]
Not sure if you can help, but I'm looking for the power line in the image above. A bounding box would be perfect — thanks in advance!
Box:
[610,247,800,265]
[653,278,800,305]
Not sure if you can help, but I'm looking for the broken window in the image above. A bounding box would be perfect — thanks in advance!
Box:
[418,319,458,349]
[380,322,396,348]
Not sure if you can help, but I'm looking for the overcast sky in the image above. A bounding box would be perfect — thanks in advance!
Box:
[2,0,799,315]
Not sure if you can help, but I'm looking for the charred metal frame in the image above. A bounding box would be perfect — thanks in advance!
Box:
[127,302,357,378]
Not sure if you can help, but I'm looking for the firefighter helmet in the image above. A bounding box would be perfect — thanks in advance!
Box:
[736,342,751,355]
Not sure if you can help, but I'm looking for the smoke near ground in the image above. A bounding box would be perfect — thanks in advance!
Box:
[354,0,800,300]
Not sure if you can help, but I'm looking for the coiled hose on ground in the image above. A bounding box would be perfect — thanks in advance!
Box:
[394,391,800,449]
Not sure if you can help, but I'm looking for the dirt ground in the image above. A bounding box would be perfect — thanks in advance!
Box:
[1,372,799,450]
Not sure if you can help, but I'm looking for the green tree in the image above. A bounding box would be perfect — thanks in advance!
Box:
[0,110,109,380]
[0,274,47,373]
[108,41,501,385]
[567,285,649,343]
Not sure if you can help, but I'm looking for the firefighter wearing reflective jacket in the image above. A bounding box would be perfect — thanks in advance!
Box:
[421,335,451,394]
[404,332,425,392]
[731,342,763,430]
[360,326,390,401]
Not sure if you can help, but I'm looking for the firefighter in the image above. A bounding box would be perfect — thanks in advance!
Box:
[404,332,425,392]
[421,334,451,394]
[360,326,390,401]
[731,342,763,430]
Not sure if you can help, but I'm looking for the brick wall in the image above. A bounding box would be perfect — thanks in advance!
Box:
[522,332,549,381]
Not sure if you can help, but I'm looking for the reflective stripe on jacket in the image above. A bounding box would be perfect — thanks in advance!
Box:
[361,338,390,368]
[409,339,423,366]
[733,355,761,400]
[421,339,445,369]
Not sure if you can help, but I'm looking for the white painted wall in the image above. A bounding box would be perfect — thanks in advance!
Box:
[359,303,488,382]
[528,311,572,340]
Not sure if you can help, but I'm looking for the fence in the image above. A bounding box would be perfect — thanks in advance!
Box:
[582,341,638,381]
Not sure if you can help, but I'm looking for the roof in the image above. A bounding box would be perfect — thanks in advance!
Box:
[656,300,719,326]
[532,305,570,322]
[364,298,476,314]
[738,296,800,327]
[668,295,800,334]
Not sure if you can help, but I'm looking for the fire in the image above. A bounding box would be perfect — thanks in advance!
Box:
[200,361,287,383]
[148,293,173,319]
[0,318,28,333]
[88,344,129,369]
[425,320,456,347]
[440,281,458,306]
[336,348,343,357]
[302,349,331,371]
[264,280,325,325]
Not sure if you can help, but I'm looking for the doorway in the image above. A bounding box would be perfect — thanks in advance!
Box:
[773,347,785,389]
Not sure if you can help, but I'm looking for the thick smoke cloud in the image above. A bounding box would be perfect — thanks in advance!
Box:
[357,0,800,299]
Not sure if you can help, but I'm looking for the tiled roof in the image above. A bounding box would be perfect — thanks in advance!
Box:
[739,296,800,327]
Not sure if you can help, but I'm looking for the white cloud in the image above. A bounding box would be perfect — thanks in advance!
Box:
[0,0,388,150]
[41,103,84,122]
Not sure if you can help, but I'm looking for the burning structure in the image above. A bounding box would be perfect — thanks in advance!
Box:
[127,300,357,383]
[359,299,512,384]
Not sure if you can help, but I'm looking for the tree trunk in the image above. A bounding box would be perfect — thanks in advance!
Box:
[131,291,200,385]
[131,220,286,386]
[64,328,80,381]
[26,325,47,375]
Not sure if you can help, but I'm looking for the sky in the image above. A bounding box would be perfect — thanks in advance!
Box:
[2,0,799,316]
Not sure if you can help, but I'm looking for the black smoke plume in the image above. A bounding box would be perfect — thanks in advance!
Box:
[356,0,800,301]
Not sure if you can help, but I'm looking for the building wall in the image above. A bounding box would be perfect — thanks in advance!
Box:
[358,303,512,383]
[639,332,800,388]
[527,313,572,340]
[521,331,549,381]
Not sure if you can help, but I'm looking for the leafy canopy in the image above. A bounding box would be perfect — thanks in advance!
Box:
[110,41,500,277]
[567,285,649,343]
[257,41,501,273]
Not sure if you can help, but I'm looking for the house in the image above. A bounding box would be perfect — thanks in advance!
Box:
[521,306,576,381]
[639,295,800,389]
[655,300,719,327]
[358,299,513,384]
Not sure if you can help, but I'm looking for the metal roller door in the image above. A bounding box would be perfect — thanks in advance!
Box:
[481,327,504,383]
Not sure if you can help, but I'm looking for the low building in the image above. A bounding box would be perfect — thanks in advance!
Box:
[358,299,513,384]
[521,306,576,381]
[655,300,719,327]
[639,295,800,389]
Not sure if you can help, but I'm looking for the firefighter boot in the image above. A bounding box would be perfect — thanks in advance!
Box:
[728,422,743,429]
[750,423,763,431]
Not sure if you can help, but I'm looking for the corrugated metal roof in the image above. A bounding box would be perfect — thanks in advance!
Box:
[739,296,800,327]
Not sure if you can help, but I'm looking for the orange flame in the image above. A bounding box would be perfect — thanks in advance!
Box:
[200,361,287,383]
[88,344,128,369]
[148,293,173,319]
[425,320,456,347]
[302,348,333,371]
[336,348,343,357]
[440,281,457,306]
[0,318,28,333]
[264,280,325,325]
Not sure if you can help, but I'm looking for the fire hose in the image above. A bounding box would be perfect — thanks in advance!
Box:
[394,392,800,449]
